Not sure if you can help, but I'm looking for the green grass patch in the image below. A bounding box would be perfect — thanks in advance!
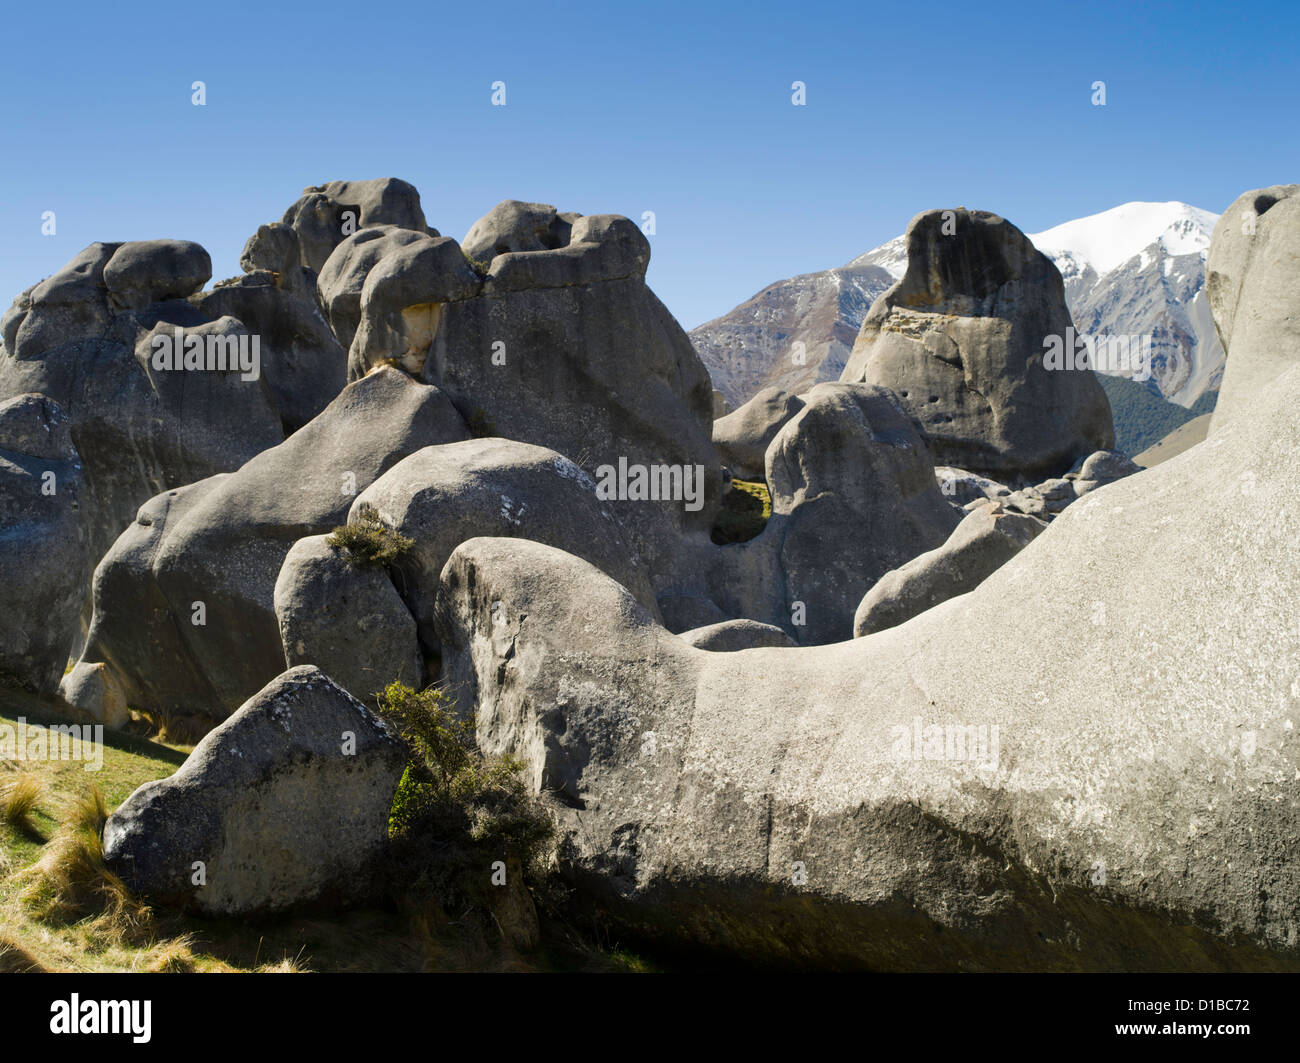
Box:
[711,479,772,545]
[326,503,414,568]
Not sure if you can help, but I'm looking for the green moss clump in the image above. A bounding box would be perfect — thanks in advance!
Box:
[326,503,414,568]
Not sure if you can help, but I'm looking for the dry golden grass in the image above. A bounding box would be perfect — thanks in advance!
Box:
[0,933,46,973]
[1,774,43,830]
[15,783,154,947]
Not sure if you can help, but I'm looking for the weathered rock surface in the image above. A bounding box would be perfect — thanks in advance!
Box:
[714,382,960,645]
[1205,184,1300,431]
[66,368,468,726]
[351,438,661,662]
[0,394,88,693]
[281,178,431,274]
[103,666,406,915]
[711,386,804,481]
[428,203,721,540]
[427,191,1300,970]
[853,502,1043,636]
[274,535,423,703]
[841,208,1114,481]
[678,618,797,651]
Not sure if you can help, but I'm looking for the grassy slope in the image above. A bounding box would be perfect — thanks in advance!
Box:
[0,686,650,973]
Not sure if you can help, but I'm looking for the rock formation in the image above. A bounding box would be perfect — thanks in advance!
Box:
[841,209,1114,482]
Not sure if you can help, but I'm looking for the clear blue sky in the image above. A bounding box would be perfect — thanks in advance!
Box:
[1,0,1295,330]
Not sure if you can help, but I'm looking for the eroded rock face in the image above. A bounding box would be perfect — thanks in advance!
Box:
[0,394,88,693]
[427,189,1300,971]
[1205,185,1300,431]
[102,666,406,916]
[274,535,423,704]
[429,204,721,541]
[0,235,347,594]
[281,178,432,274]
[714,383,960,645]
[351,437,662,663]
[841,208,1114,481]
[853,501,1044,637]
[66,369,468,726]
[712,386,804,482]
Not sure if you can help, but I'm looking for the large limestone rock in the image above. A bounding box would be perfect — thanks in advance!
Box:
[103,667,406,915]
[0,395,88,693]
[853,501,1043,637]
[66,368,468,726]
[841,208,1114,481]
[281,178,431,274]
[715,383,960,645]
[1205,185,1300,431]
[274,535,423,703]
[711,386,804,481]
[427,189,1300,970]
[0,239,334,589]
[350,437,662,662]
[317,226,434,352]
[429,203,721,540]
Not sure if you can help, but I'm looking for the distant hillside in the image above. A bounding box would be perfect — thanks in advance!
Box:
[1097,373,1217,457]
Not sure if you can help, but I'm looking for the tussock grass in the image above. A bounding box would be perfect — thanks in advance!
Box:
[327,503,414,568]
[0,933,46,973]
[2,774,43,831]
[16,783,154,946]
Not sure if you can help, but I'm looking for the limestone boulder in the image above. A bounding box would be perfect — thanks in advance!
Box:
[0,394,88,693]
[103,666,406,915]
[274,535,424,703]
[65,368,468,727]
[841,208,1114,481]
[711,386,804,481]
[853,501,1043,637]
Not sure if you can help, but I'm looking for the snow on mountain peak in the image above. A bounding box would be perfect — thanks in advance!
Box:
[1027,201,1218,276]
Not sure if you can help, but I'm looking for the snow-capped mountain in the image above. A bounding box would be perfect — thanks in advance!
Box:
[692,201,1224,411]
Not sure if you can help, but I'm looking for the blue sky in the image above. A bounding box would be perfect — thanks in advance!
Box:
[1,0,1296,329]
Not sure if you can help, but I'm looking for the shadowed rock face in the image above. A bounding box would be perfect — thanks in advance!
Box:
[842,209,1114,482]
[429,187,1300,970]
[102,666,406,916]
[0,394,88,693]
[65,369,468,725]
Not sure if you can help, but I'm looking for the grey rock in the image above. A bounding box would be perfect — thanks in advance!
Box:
[460,200,578,265]
[711,386,805,481]
[282,178,430,274]
[58,661,130,729]
[317,225,434,352]
[347,236,481,379]
[66,368,468,727]
[0,394,88,693]
[274,535,423,703]
[427,190,1300,970]
[841,208,1114,481]
[351,437,661,661]
[1206,185,1300,431]
[679,618,797,651]
[102,666,406,915]
[748,382,961,644]
[853,502,1043,636]
[102,240,211,312]
[655,593,729,634]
